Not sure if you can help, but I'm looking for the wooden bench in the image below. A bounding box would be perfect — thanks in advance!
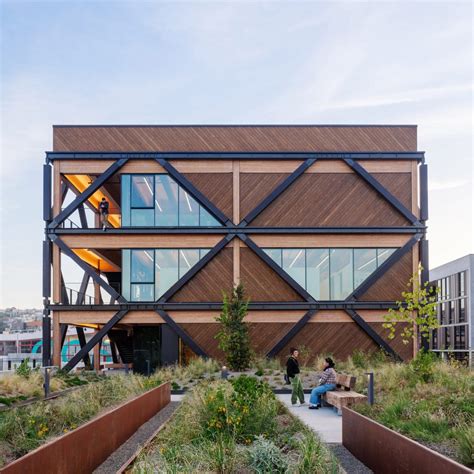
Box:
[322,374,367,415]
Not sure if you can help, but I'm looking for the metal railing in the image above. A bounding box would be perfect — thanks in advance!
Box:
[64,287,95,305]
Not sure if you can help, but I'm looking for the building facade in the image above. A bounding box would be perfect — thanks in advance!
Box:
[42,125,428,373]
[429,254,473,365]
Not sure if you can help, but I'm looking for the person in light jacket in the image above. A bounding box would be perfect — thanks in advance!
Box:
[309,357,337,409]
[286,347,306,406]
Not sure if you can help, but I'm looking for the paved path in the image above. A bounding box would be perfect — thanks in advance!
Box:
[277,394,372,473]
[276,393,342,443]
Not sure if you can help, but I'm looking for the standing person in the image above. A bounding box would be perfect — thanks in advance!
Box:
[286,347,306,406]
[98,197,109,231]
[309,357,337,409]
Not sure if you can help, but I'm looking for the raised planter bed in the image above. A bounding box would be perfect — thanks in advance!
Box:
[342,407,471,474]
[1,382,170,474]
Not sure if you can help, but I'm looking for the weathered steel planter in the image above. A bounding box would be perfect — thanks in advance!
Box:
[1,382,170,474]
[342,407,471,474]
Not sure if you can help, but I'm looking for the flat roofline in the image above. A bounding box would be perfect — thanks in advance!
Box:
[52,124,418,128]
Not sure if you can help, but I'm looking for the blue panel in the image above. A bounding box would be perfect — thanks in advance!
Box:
[121,175,131,227]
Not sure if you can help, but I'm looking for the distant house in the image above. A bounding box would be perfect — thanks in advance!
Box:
[430,254,473,365]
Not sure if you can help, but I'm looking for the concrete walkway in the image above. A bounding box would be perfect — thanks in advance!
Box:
[276,393,342,443]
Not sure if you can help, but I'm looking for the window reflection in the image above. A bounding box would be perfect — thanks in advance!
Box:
[282,249,306,289]
[122,248,210,301]
[122,174,222,227]
[263,247,397,301]
[306,249,329,300]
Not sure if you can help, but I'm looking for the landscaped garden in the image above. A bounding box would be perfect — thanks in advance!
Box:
[132,375,339,473]
[0,372,163,467]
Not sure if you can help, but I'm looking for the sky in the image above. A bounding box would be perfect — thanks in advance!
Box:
[0,0,472,308]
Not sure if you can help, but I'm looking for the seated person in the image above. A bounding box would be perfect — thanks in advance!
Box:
[309,357,337,409]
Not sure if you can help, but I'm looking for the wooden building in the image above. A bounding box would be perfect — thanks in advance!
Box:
[42,125,429,372]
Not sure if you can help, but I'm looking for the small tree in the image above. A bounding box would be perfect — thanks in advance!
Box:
[215,283,251,371]
[383,266,439,345]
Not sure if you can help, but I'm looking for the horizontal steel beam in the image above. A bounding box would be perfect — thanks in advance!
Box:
[48,225,426,235]
[48,301,404,311]
[46,151,425,161]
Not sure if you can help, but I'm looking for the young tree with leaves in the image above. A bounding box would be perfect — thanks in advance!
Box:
[383,265,439,345]
[215,283,251,371]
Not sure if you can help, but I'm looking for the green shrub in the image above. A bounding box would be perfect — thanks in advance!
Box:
[352,350,369,369]
[455,423,474,467]
[246,435,288,473]
[215,284,251,371]
[255,369,264,377]
[15,359,31,379]
[409,349,437,383]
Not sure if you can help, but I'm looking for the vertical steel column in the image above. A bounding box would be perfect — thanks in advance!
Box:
[419,163,430,350]
[42,164,52,367]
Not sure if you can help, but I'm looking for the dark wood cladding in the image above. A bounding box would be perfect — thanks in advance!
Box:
[372,173,412,210]
[240,173,290,220]
[53,126,417,152]
[183,173,233,219]
[181,322,296,360]
[359,251,413,301]
[253,174,410,227]
[180,323,224,360]
[170,248,233,302]
[277,322,413,361]
[240,248,305,302]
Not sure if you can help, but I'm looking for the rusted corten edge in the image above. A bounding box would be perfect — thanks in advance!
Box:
[342,407,471,474]
[1,382,170,474]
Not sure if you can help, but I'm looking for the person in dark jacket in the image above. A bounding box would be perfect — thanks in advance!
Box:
[286,347,305,406]
[99,197,109,231]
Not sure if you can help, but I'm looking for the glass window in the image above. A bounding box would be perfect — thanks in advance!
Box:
[454,325,467,350]
[121,175,131,226]
[306,249,330,300]
[431,328,438,350]
[282,249,306,289]
[155,250,179,299]
[264,249,282,266]
[199,207,220,226]
[131,176,154,208]
[376,248,396,266]
[459,298,466,323]
[179,249,200,278]
[354,249,377,288]
[131,284,154,302]
[131,209,154,227]
[155,175,178,226]
[449,301,455,324]
[131,250,154,283]
[178,189,199,226]
[446,277,450,299]
[200,249,210,259]
[330,249,353,300]
[458,272,465,296]
[122,249,131,301]
[444,327,451,349]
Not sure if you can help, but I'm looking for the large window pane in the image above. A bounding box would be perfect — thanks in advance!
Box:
[354,249,377,288]
[131,176,154,208]
[179,249,200,277]
[131,250,154,282]
[155,175,178,226]
[178,189,199,225]
[199,207,220,226]
[131,284,154,302]
[131,209,154,226]
[282,249,305,288]
[263,249,282,266]
[122,249,131,300]
[330,249,353,299]
[155,250,179,298]
[376,248,396,266]
[306,249,330,300]
[121,175,131,226]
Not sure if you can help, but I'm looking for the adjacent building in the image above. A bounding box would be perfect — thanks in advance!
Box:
[429,254,473,365]
[42,125,428,373]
